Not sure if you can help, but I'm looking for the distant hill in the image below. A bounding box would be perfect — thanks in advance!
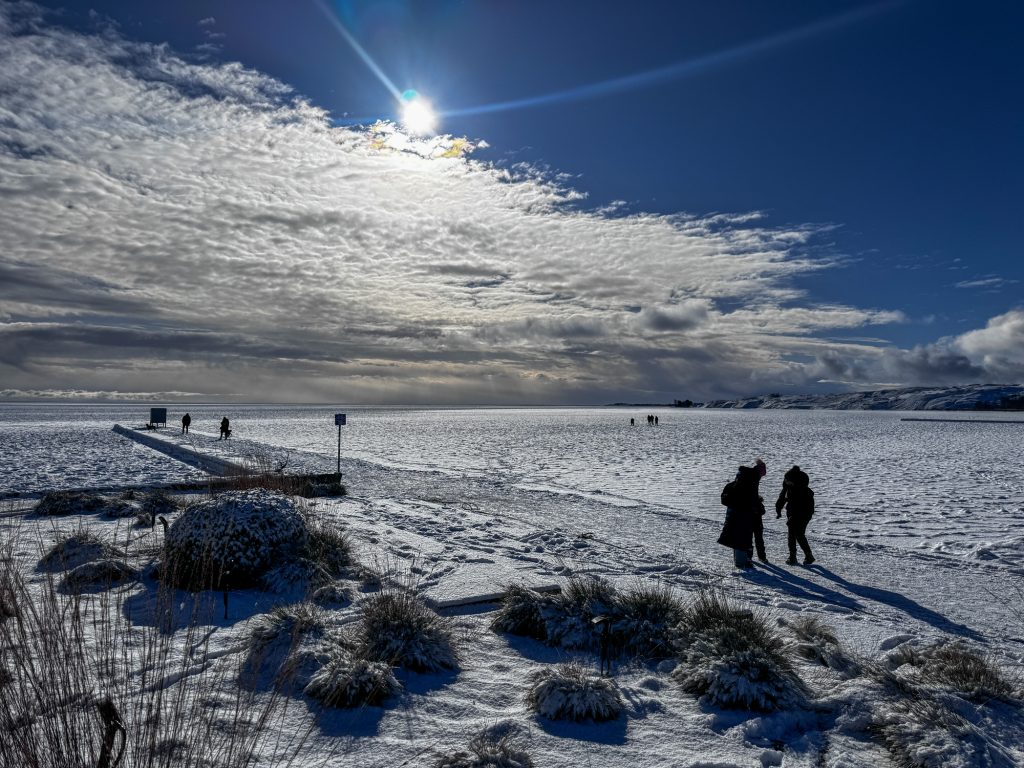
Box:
[703,384,1024,411]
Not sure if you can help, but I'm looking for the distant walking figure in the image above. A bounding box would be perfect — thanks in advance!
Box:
[630,417,635,426]
[219,416,231,440]
[717,462,766,569]
[181,413,191,434]
[776,465,815,565]
[654,415,659,426]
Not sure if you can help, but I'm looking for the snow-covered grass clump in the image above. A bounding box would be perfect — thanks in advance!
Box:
[304,650,399,707]
[886,640,1016,704]
[614,581,686,659]
[38,529,122,572]
[354,589,458,672]
[672,590,807,711]
[785,614,861,678]
[435,730,535,768]
[871,695,1017,768]
[526,661,623,722]
[34,490,107,516]
[493,578,684,659]
[63,559,137,591]
[490,584,548,640]
[163,490,309,589]
[136,488,177,526]
[541,577,617,650]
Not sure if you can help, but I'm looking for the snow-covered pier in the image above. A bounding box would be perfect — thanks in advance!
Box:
[112,424,243,475]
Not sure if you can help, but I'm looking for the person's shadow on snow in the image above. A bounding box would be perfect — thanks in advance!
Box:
[809,566,984,641]
[755,562,862,611]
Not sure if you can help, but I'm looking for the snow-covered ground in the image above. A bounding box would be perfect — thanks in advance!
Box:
[1,405,1022,766]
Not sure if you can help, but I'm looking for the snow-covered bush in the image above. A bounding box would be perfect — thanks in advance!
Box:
[613,581,684,659]
[541,577,618,651]
[311,580,354,606]
[63,559,137,591]
[245,602,327,690]
[785,614,862,678]
[435,731,535,768]
[491,584,550,640]
[34,490,106,516]
[526,661,623,722]
[162,490,309,589]
[872,695,1017,768]
[102,498,137,518]
[303,515,355,579]
[300,480,346,498]
[38,530,121,572]
[250,602,326,647]
[304,651,398,707]
[354,590,458,672]
[887,640,1015,704]
[672,591,807,711]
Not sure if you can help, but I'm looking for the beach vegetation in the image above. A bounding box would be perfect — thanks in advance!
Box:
[353,589,459,672]
[672,590,807,711]
[304,650,399,708]
[435,730,535,768]
[526,661,623,722]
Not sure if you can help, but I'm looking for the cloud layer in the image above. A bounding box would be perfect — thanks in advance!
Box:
[0,6,1017,402]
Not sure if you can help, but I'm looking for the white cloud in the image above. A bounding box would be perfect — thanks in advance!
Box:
[0,6,964,403]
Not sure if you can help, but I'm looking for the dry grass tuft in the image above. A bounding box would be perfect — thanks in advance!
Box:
[435,730,535,768]
[671,590,807,711]
[526,661,623,722]
[354,590,458,673]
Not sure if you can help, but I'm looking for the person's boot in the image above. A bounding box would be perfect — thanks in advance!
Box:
[785,554,798,565]
[803,555,815,565]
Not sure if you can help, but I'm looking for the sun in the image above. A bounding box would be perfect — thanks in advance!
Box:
[400,91,437,135]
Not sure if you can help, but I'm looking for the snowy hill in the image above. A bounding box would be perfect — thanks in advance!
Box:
[704,384,1024,410]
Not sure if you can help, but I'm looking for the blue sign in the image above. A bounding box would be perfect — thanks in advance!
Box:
[335,413,346,426]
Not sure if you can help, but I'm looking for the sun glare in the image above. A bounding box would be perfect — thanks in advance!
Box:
[400,94,437,135]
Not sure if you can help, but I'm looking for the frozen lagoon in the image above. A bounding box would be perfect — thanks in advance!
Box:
[2,404,1023,566]
[2,404,1023,766]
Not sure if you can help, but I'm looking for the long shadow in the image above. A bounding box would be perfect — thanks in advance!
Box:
[809,566,984,641]
[534,712,628,744]
[754,563,863,611]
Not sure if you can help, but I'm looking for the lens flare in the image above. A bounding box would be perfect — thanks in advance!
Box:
[400,95,438,135]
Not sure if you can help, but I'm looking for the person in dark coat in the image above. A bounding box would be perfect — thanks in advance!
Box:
[752,458,769,562]
[219,416,230,440]
[181,413,191,434]
[776,465,815,565]
[718,463,765,568]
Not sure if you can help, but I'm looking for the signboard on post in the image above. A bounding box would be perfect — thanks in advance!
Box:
[334,413,346,476]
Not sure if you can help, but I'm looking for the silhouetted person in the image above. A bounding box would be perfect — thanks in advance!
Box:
[181,413,191,434]
[630,417,635,426]
[776,465,815,565]
[751,459,769,561]
[718,462,765,569]
[654,415,659,426]
[219,416,230,440]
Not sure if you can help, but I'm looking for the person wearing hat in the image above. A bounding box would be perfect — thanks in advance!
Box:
[776,465,815,565]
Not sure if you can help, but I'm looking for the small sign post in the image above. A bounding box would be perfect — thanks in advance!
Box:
[334,413,346,478]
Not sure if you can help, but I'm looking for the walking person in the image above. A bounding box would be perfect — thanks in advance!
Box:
[219,416,230,440]
[776,465,815,565]
[717,461,765,569]
[181,413,191,434]
[752,458,769,562]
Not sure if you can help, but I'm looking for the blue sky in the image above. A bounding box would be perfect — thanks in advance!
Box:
[0,1,1021,403]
